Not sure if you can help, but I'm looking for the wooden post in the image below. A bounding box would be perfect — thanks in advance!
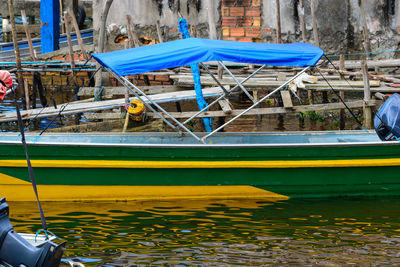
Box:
[361,60,372,128]
[8,0,26,108]
[40,0,60,53]
[156,20,164,43]
[310,0,319,46]
[64,0,78,19]
[298,0,307,42]
[358,0,371,53]
[207,0,217,39]
[206,0,223,79]
[123,16,140,133]
[68,7,89,61]
[339,54,346,130]
[126,15,140,48]
[21,10,36,61]
[59,0,65,33]
[24,79,30,110]
[275,0,281,43]
[95,0,114,91]
[63,11,75,69]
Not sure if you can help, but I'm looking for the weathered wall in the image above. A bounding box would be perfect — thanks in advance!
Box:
[261,0,400,55]
[93,0,219,51]
[94,0,400,56]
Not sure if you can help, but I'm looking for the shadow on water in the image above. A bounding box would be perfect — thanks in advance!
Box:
[7,198,400,266]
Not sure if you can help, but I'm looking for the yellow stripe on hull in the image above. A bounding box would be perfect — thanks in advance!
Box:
[0,185,289,202]
[0,158,400,168]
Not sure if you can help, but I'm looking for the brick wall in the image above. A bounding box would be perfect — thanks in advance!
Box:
[222,0,261,42]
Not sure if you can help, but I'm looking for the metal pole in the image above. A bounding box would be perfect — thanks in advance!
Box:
[106,69,203,142]
[199,63,228,94]
[183,65,266,125]
[120,76,204,143]
[219,61,257,104]
[201,67,310,142]
[106,70,179,132]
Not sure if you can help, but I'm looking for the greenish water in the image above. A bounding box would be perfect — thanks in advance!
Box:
[8,198,400,266]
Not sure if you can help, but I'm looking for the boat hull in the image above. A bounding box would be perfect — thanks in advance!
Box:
[0,131,399,201]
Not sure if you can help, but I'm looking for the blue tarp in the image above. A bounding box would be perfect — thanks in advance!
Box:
[92,38,324,76]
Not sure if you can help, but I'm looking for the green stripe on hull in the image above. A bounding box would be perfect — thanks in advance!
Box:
[2,166,400,198]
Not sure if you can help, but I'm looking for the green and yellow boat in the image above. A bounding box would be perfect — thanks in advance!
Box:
[1,130,399,201]
[1,38,397,201]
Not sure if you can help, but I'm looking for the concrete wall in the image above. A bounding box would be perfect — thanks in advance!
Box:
[93,0,219,51]
[261,0,400,55]
[94,0,400,56]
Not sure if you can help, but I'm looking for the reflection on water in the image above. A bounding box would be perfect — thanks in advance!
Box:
[8,198,400,266]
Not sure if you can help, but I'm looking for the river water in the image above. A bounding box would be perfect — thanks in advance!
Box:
[8,198,400,266]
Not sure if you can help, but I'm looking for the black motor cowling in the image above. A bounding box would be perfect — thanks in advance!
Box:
[374,93,400,141]
[0,198,65,267]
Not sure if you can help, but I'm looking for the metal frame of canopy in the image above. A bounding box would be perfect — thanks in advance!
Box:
[103,62,311,144]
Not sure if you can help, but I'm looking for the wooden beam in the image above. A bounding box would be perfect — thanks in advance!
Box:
[218,99,232,114]
[83,100,380,120]
[95,0,114,90]
[0,86,225,123]
[68,7,88,60]
[78,85,187,96]
[207,0,217,39]
[339,54,345,130]
[21,10,36,61]
[173,76,381,88]
[358,0,371,53]
[275,0,281,43]
[156,20,164,43]
[280,91,293,108]
[362,60,372,128]
[63,11,75,69]
[310,0,319,46]
[151,100,380,119]
[298,0,307,42]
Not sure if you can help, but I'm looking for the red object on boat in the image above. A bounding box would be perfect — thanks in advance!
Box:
[0,71,13,101]
[389,83,400,88]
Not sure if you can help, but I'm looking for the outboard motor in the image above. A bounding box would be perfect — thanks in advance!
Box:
[0,198,65,267]
[374,93,400,141]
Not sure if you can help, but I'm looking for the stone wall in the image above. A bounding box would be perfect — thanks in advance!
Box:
[93,0,400,56]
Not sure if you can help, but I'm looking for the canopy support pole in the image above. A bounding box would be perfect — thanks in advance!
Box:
[183,64,266,125]
[199,63,229,94]
[106,68,204,143]
[218,61,257,104]
[201,66,311,142]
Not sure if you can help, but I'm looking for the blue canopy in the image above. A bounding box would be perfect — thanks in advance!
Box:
[92,38,324,76]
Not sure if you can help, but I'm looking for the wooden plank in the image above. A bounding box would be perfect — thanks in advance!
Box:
[218,99,232,114]
[83,100,380,120]
[280,91,293,108]
[77,85,187,96]
[0,86,225,123]
[145,100,380,119]
[330,59,400,69]
[174,77,381,88]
